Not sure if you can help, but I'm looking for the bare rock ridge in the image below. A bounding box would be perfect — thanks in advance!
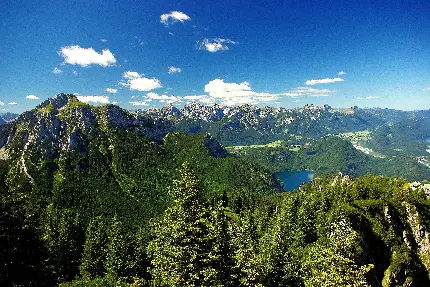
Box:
[0,93,228,163]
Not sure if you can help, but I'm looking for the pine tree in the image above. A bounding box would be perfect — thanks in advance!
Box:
[79,216,108,279]
[147,162,232,286]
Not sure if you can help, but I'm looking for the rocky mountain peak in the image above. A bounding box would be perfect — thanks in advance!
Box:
[36,93,78,110]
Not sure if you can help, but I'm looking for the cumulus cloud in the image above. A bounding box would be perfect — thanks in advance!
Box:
[282,87,335,97]
[129,101,149,106]
[52,67,62,74]
[59,45,116,67]
[305,77,344,85]
[26,95,40,100]
[160,11,190,26]
[120,71,162,91]
[8,102,17,105]
[105,88,118,93]
[337,71,347,75]
[145,92,182,103]
[168,66,182,74]
[77,95,109,104]
[197,38,237,53]
[204,79,278,106]
[0,101,4,105]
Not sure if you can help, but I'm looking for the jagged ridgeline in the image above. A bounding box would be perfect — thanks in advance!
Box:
[2,94,430,287]
[0,94,279,285]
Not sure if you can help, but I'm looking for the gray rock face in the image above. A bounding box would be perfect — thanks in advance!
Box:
[0,94,174,162]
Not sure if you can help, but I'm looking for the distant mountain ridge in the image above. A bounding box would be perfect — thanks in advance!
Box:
[137,102,428,146]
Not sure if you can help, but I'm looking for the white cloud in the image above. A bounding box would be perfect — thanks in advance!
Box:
[145,92,182,103]
[305,77,344,85]
[59,45,116,67]
[123,71,141,79]
[204,79,278,106]
[105,88,118,93]
[52,67,62,74]
[184,95,215,104]
[197,38,237,53]
[337,71,347,75]
[112,101,118,105]
[120,71,162,91]
[129,101,149,106]
[168,66,182,74]
[365,96,377,99]
[160,11,191,26]
[26,95,40,100]
[77,95,109,104]
[8,102,17,105]
[100,39,108,43]
[72,70,78,76]
[0,101,4,105]
[282,87,335,97]
[423,88,430,91]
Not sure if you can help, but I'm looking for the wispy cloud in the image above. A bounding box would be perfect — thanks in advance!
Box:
[120,71,162,92]
[337,71,347,75]
[160,11,190,26]
[183,95,215,104]
[305,77,344,85]
[0,101,4,106]
[168,66,182,74]
[423,88,430,91]
[26,95,39,100]
[282,87,336,97]
[8,102,17,105]
[357,96,378,100]
[197,38,238,53]
[52,67,62,74]
[105,88,118,93]
[59,45,116,67]
[77,95,109,104]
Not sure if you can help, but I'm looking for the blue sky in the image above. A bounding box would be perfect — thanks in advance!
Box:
[1,0,430,113]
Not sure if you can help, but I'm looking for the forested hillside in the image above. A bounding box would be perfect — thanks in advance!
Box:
[229,136,430,181]
[2,94,430,286]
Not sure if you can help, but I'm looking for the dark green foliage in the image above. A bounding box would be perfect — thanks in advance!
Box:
[147,162,235,286]
[231,136,430,181]
[3,98,430,286]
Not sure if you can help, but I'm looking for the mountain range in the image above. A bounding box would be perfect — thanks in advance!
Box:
[2,94,430,286]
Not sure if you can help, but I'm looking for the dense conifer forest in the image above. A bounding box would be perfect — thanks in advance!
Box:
[1,95,430,286]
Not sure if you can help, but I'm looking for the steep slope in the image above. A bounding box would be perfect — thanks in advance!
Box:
[0,94,279,218]
[0,94,281,285]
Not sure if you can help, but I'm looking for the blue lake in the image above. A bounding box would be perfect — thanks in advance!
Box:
[274,169,314,191]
